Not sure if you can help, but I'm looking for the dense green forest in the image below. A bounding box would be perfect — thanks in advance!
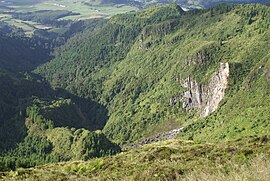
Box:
[0,2,269,178]
[36,3,270,144]
[0,21,50,71]
[0,69,120,170]
[0,18,106,71]
[0,22,119,171]
[12,10,79,25]
[174,0,269,8]
[102,0,270,9]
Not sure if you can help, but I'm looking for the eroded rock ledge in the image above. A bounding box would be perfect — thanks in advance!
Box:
[170,62,229,117]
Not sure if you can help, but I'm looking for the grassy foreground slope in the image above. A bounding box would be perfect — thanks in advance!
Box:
[36,3,270,143]
[1,136,269,180]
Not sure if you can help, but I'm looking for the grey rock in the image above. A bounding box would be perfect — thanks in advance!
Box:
[124,128,184,148]
[200,62,229,117]
[170,62,229,117]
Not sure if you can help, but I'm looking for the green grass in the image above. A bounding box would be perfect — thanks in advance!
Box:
[0,14,49,35]
[0,0,137,35]
[0,3,269,179]
[6,0,138,20]
[1,136,269,180]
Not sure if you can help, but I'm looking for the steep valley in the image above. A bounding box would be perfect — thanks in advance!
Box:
[36,3,270,144]
[0,2,269,180]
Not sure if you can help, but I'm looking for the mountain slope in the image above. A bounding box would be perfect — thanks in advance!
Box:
[0,2,269,177]
[0,33,50,72]
[1,136,269,180]
[0,69,120,171]
[172,0,269,8]
[179,52,270,141]
[36,3,270,144]
[0,25,120,171]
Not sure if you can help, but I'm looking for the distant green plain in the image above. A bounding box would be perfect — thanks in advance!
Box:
[0,0,138,35]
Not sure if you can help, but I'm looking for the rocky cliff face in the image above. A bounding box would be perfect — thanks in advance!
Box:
[200,62,229,117]
[170,62,229,117]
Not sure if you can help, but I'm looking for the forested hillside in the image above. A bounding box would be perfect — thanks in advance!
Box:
[152,0,269,8]
[0,29,49,71]
[36,3,270,144]
[0,2,269,177]
[0,23,119,171]
[0,19,105,71]
[0,69,120,171]
[0,0,267,38]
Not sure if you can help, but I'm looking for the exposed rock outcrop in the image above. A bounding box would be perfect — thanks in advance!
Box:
[170,62,229,117]
[200,62,229,117]
[124,128,183,148]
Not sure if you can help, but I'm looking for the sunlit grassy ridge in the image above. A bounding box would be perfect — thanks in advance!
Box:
[1,136,269,180]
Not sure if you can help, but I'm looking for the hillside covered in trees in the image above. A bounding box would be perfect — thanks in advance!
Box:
[0,23,120,171]
[36,3,270,144]
[0,2,269,180]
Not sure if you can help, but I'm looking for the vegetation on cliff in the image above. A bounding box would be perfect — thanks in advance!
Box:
[36,3,270,143]
[0,3,269,177]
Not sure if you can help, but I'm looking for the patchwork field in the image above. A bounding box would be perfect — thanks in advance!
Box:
[0,0,138,35]
[9,0,137,19]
